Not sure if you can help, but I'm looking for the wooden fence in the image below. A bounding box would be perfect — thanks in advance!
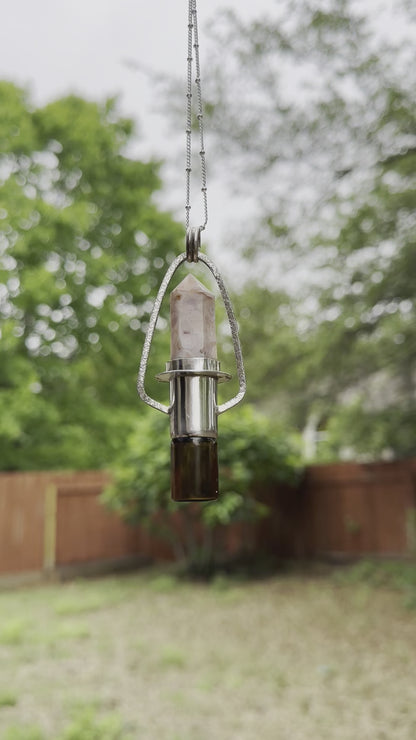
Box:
[0,471,168,578]
[1,459,416,578]
[299,460,416,557]
[259,459,416,560]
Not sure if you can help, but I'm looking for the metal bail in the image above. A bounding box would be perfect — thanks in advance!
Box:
[186,227,200,263]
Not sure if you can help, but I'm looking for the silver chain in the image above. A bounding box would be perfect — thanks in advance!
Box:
[185,0,208,233]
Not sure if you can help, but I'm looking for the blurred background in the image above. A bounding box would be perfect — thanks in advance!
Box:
[1,0,416,468]
[1,0,416,737]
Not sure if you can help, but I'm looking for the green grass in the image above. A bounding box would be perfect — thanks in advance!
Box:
[58,708,132,740]
[0,692,18,708]
[55,621,90,640]
[52,577,137,615]
[159,644,188,669]
[3,727,44,740]
[333,558,416,607]
[0,566,416,739]
[0,619,28,646]
[2,709,131,740]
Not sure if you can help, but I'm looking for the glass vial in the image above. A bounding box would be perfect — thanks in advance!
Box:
[171,437,219,502]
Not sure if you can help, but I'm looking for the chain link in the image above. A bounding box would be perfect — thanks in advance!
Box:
[186,0,208,233]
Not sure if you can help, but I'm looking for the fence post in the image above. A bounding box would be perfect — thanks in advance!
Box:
[43,484,57,572]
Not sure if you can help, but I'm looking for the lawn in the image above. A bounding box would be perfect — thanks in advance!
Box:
[1,565,416,739]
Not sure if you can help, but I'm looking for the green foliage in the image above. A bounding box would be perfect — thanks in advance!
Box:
[319,401,416,461]
[103,405,300,564]
[200,0,391,236]
[103,411,171,524]
[0,82,180,470]
[206,404,300,528]
[197,2,416,459]
[3,0,414,471]
[311,87,416,458]
[228,284,316,427]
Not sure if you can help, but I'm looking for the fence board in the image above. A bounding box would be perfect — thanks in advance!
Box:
[55,483,142,565]
[0,473,45,574]
[299,460,415,558]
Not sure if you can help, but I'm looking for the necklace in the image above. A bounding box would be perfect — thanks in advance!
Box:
[137,0,246,502]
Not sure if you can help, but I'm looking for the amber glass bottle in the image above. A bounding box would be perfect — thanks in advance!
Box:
[171,437,219,502]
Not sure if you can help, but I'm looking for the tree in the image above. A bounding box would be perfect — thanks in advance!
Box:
[226,284,312,424]
[0,82,182,469]
[201,0,415,263]
[194,0,416,458]
[312,92,416,458]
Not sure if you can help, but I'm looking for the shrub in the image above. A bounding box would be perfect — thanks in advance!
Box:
[103,404,301,569]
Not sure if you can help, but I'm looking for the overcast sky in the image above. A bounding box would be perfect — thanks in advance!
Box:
[0,1,412,280]
[0,0,274,152]
[0,0,278,267]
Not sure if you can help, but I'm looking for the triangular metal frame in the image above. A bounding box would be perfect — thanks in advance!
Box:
[137,252,246,416]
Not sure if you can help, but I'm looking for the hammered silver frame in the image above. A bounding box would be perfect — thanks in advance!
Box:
[137,252,246,416]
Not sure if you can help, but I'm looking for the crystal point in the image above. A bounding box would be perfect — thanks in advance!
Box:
[170,274,217,359]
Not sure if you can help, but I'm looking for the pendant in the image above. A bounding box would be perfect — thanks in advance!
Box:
[137,229,246,502]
